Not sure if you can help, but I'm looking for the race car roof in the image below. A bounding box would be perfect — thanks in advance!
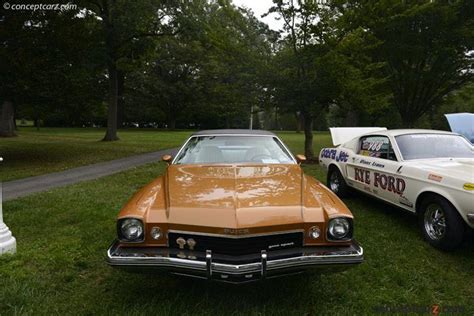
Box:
[330,128,456,146]
[368,129,455,137]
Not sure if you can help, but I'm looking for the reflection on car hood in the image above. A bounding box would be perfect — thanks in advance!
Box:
[165,164,306,228]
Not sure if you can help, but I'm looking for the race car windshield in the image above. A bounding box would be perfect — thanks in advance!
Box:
[174,135,295,164]
[396,134,474,160]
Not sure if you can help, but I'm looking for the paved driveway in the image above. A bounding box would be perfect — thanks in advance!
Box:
[2,148,178,201]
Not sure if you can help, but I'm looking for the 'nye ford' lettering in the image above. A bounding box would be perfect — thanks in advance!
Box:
[354,168,405,195]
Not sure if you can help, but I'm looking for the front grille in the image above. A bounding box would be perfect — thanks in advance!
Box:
[168,231,303,256]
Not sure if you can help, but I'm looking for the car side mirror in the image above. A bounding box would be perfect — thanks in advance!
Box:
[162,155,173,164]
[295,154,306,164]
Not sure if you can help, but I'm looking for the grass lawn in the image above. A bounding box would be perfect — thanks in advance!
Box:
[0,128,191,182]
[1,132,473,314]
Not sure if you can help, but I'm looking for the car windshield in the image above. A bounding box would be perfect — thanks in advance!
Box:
[174,135,295,164]
[396,134,474,160]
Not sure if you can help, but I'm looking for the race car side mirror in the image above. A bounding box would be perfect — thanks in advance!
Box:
[162,155,173,164]
[295,154,306,164]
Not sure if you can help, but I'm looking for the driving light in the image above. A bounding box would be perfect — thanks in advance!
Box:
[150,226,162,240]
[118,218,144,242]
[309,226,321,239]
[327,218,352,240]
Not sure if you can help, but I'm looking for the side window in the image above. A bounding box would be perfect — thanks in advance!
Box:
[358,136,397,161]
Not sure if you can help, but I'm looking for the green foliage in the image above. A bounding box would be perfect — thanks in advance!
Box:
[334,0,474,127]
[124,1,276,129]
[2,0,473,133]
[431,82,474,130]
[0,5,105,126]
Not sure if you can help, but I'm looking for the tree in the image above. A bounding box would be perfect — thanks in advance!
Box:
[126,0,274,130]
[83,0,180,140]
[0,3,103,134]
[200,1,275,129]
[336,0,474,127]
[269,0,337,159]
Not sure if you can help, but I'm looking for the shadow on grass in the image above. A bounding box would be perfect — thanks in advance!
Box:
[345,192,474,253]
[106,271,326,312]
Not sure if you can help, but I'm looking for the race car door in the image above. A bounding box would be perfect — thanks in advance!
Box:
[348,135,407,205]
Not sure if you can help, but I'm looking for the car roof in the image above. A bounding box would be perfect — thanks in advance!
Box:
[364,129,456,137]
[191,129,276,136]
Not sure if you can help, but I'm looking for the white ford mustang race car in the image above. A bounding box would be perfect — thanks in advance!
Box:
[319,128,474,250]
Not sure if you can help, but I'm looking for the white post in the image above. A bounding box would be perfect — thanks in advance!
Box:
[0,157,16,254]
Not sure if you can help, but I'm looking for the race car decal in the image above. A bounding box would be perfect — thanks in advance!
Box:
[355,168,371,184]
[359,159,385,168]
[320,149,349,162]
[374,172,406,195]
[362,140,384,151]
[428,174,443,182]
[463,183,474,191]
[354,168,406,195]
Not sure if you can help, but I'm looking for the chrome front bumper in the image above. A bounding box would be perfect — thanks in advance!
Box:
[106,240,363,283]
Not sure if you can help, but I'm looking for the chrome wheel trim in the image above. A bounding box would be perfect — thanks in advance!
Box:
[424,203,446,241]
[329,172,340,193]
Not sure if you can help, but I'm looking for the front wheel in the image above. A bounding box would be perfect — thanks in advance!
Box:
[418,195,465,251]
[327,167,349,198]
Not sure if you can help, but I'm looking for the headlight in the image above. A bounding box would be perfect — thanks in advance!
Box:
[308,226,321,239]
[327,218,352,241]
[118,218,144,242]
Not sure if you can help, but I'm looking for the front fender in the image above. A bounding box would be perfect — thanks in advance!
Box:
[415,186,473,228]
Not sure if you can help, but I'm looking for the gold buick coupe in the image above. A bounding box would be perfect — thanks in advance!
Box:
[107,130,363,283]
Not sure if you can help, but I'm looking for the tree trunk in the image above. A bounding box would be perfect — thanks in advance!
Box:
[303,113,314,160]
[344,110,359,127]
[400,111,416,128]
[295,112,302,133]
[103,61,119,141]
[0,101,16,137]
[167,111,176,130]
[13,106,18,131]
[117,70,125,129]
[102,1,119,141]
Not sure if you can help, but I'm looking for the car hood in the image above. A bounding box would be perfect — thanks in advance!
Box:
[164,164,306,228]
[408,158,474,181]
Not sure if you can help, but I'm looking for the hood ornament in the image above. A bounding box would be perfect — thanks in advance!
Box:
[176,237,186,249]
[187,238,196,250]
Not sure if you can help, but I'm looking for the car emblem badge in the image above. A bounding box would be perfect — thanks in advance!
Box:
[187,238,196,251]
[176,237,186,249]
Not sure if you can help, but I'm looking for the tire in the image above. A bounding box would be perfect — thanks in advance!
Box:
[418,194,465,251]
[327,167,349,198]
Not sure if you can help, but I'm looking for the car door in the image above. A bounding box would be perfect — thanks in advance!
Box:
[347,135,405,205]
